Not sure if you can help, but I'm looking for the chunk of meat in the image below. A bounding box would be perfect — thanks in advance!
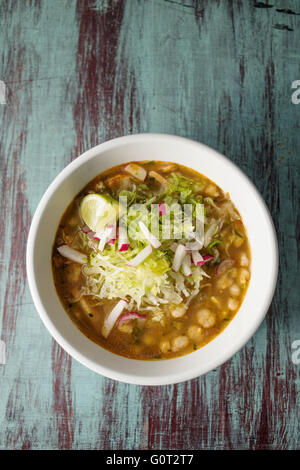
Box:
[105,174,131,190]
[148,170,168,188]
[187,325,203,342]
[93,180,105,192]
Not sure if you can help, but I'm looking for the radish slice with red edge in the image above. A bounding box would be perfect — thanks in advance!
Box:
[118,225,130,251]
[117,312,146,326]
[93,233,102,241]
[119,243,130,252]
[128,245,153,267]
[93,226,105,241]
[102,299,128,338]
[182,254,192,276]
[138,221,161,248]
[57,245,87,264]
[158,202,167,216]
[198,254,214,266]
[172,244,187,272]
[186,240,202,251]
[191,250,204,266]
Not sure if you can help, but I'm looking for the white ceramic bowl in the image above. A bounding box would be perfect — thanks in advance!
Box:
[27,134,278,385]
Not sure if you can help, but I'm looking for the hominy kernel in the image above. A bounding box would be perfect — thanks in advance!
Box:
[228,298,239,311]
[196,309,216,328]
[233,237,244,248]
[230,268,238,278]
[160,340,171,353]
[217,274,234,290]
[170,304,187,318]
[171,335,189,352]
[187,325,203,341]
[229,284,240,297]
[239,253,249,267]
[239,268,250,284]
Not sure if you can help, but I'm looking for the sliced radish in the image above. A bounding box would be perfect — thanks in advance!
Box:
[124,163,147,181]
[182,254,192,276]
[118,225,129,251]
[186,240,202,251]
[119,243,130,252]
[172,244,187,272]
[93,231,103,241]
[138,221,161,249]
[117,312,146,326]
[198,254,214,266]
[107,238,116,245]
[102,299,128,338]
[128,245,153,267]
[158,202,167,216]
[57,245,87,264]
[98,224,116,252]
[191,250,204,266]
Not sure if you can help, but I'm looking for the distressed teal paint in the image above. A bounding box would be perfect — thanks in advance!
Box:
[0,0,299,450]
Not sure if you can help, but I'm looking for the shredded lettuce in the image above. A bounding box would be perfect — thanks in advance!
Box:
[166,173,203,201]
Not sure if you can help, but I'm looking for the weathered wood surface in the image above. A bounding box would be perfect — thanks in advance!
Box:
[0,0,299,450]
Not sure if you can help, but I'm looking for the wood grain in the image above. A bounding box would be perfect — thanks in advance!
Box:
[0,0,299,450]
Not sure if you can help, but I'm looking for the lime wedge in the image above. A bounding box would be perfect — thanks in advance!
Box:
[80,194,120,233]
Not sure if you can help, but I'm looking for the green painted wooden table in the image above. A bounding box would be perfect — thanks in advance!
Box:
[1,0,300,450]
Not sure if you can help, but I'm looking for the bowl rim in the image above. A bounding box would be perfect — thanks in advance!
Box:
[26,133,279,385]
